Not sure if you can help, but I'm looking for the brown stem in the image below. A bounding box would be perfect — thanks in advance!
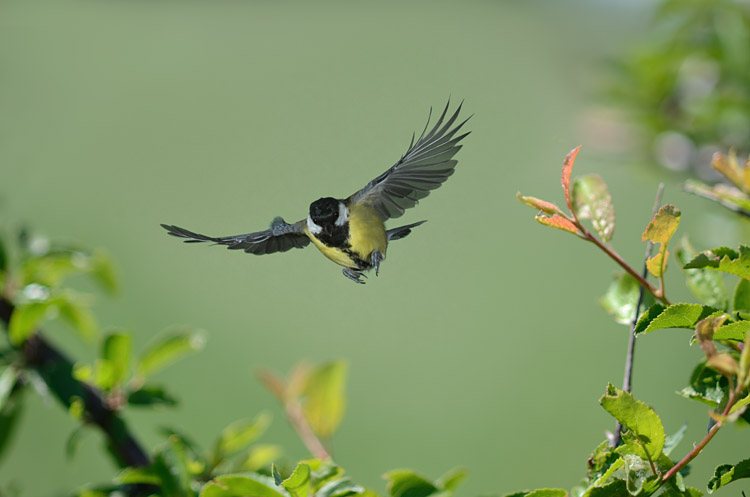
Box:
[579,228,670,305]
[661,388,739,483]
[0,297,149,468]
[257,370,331,461]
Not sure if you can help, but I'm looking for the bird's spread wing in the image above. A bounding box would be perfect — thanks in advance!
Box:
[161,217,310,255]
[349,101,470,220]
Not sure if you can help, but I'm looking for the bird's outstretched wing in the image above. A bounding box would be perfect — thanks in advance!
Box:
[161,217,310,255]
[349,101,470,220]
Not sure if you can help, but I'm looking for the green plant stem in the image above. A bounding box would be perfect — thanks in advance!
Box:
[0,296,150,468]
[661,388,739,484]
[257,369,331,461]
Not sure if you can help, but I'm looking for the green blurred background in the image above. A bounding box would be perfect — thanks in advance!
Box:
[1,0,748,495]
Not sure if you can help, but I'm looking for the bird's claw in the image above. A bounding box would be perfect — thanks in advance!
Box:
[343,268,366,284]
[371,249,384,276]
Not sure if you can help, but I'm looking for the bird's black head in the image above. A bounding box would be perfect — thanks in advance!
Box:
[309,197,341,226]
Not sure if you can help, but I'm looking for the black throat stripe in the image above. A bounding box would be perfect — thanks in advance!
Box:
[316,223,350,250]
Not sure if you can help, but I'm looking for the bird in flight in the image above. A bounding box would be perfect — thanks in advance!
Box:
[161,101,470,284]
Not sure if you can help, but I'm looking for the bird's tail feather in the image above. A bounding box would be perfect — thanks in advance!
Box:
[160,224,221,243]
[386,220,427,241]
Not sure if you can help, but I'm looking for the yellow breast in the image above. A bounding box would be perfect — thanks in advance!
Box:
[304,203,387,269]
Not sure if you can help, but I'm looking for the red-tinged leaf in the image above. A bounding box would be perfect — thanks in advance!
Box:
[516,192,565,216]
[695,314,730,358]
[535,213,579,235]
[707,353,741,377]
[562,146,581,212]
[642,204,681,278]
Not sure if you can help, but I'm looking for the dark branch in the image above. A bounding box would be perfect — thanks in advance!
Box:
[612,183,663,448]
[0,297,150,468]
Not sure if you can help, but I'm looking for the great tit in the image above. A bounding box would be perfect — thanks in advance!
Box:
[161,101,469,284]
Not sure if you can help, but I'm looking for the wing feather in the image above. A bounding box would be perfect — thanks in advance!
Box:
[350,101,470,220]
[161,218,310,256]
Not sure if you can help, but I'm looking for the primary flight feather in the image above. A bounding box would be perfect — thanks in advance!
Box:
[162,100,470,284]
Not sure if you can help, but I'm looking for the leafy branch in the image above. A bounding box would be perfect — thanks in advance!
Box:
[518,146,676,305]
[0,296,150,468]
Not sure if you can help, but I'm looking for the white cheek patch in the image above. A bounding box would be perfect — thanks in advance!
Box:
[335,203,349,226]
[307,215,322,234]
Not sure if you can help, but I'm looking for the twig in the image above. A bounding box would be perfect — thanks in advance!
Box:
[612,184,664,447]
[257,369,331,461]
[579,229,669,305]
[683,182,750,219]
[0,297,150,468]
[661,388,739,483]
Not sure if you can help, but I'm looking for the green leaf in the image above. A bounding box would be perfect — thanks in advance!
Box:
[306,459,344,490]
[435,468,468,493]
[57,294,98,342]
[683,179,750,215]
[0,367,18,411]
[136,328,205,379]
[684,246,750,280]
[384,470,439,497]
[729,392,750,415]
[572,174,615,242]
[127,384,178,407]
[101,332,131,388]
[676,238,728,309]
[316,478,364,497]
[713,320,750,341]
[588,479,628,497]
[634,304,721,335]
[600,385,665,460]
[283,463,312,497]
[678,360,726,408]
[153,436,193,497]
[116,466,162,485]
[65,425,86,460]
[585,441,621,484]
[634,305,665,333]
[302,360,347,439]
[239,444,282,472]
[273,463,284,486]
[622,454,655,496]
[216,412,271,458]
[642,204,681,278]
[707,458,750,492]
[600,273,655,326]
[90,249,118,295]
[526,490,567,497]
[733,279,750,312]
[8,300,57,345]
[200,474,288,497]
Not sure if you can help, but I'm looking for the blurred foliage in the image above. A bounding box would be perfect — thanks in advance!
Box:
[608,0,750,174]
[0,226,465,497]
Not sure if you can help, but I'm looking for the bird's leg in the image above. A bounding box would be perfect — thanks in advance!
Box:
[342,268,366,284]
[371,249,384,276]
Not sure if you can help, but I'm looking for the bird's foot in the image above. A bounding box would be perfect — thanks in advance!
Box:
[371,249,384,276]
[343,268,367,284]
